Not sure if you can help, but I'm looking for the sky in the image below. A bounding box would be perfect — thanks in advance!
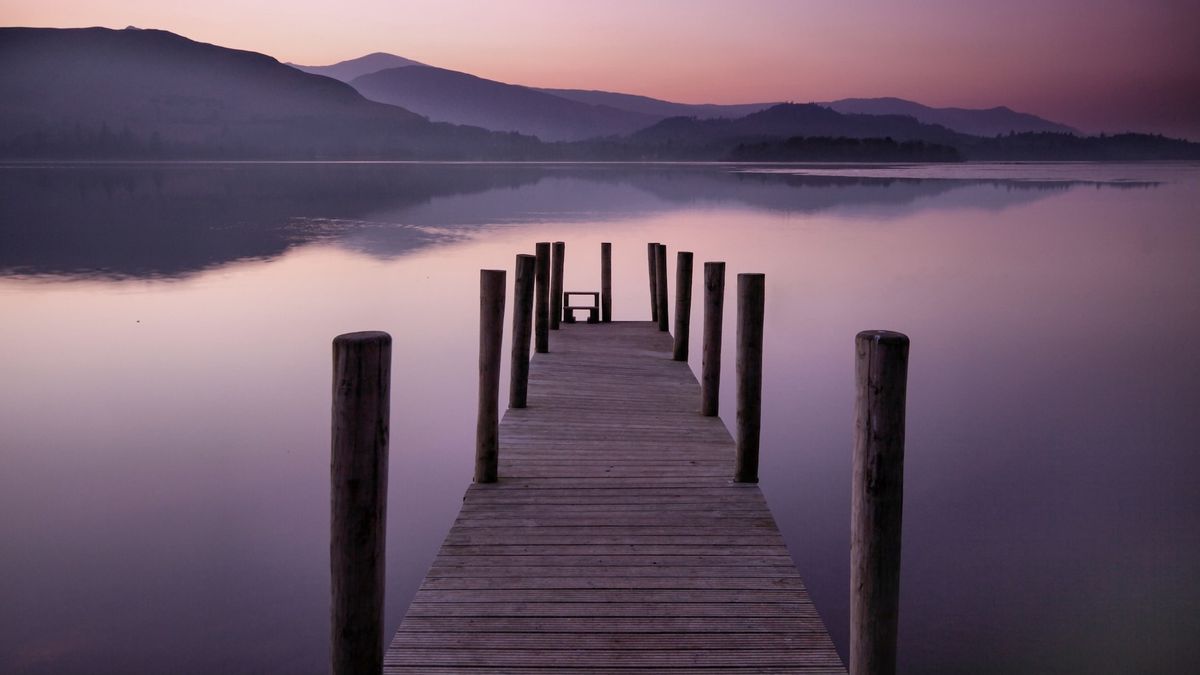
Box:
[4,0,1200,138]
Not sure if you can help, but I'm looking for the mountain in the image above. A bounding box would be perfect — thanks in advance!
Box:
[289,52,424,82]
[0,28,541,159]
[630,103,966,148]
[822,97,1077,136]
[618,103,1198,161]
[536,88,778,120]
[351,65,660,141]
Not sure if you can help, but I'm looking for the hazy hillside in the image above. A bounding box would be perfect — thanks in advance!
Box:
[351,65,660,141]
[631,103,966,148]
[537,88,778,120]
[289,52,424,82]
[0,28,541,159]
[823,97,1077,136]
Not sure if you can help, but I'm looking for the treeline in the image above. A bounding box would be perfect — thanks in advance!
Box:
[5,123,1199,163]
[727,136,962,162]
[958,132,1200,161]
[0,121,546,161]
[1,124,173,159]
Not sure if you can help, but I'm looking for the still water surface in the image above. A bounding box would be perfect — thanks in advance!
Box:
[1,162,1197,674]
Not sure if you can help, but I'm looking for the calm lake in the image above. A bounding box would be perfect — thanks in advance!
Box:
[1,162,1197,674]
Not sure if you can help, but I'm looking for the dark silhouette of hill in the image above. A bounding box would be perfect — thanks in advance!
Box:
[289,52,424,82]
[822,97,1077,136]
[572,104,1197,161]
[350,66,659,141]
[0,28,542,159]
[621,103,966,158]
[535,88,778,120]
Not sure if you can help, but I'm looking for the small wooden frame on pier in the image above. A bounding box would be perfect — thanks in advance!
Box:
[561,290,600,324]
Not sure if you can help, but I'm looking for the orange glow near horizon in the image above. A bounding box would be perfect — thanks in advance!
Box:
[3,0,1199,137]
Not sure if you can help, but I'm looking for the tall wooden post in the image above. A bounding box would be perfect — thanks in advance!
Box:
[330,331,391,675]
[655,244,669,332]
[550,241,565,330]
[850,330,909,675]
[601,242,613,322]
[534,242,550,353]
[672,251,694,360]
[734,273,764,483]
[647,243,659,322]
[509,254,536,409]
[701,262,725,416]
[476,269,506,483]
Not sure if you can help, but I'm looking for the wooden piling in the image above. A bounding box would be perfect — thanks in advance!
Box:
[672,251,694,361]
[735,273,764,483]
[655,243,669,332]
[647,242,659,322]
[509,254,536,409]
[601,242,613,322]
[550,241,565,330]
[850,330,909,675]
[701,262,726,416]
[330,330,391,675]
[534,242,550,353]
[476,269,506,483]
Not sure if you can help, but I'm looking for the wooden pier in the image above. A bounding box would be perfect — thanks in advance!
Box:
[383,320,846,673]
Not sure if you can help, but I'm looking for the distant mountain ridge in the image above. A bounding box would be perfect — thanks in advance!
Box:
[535,88,779,120]
[4,34,1194,161]
[295,52,1081,141]
[821,97,1078,136]
[630,103,967,147]
[351,65,660,141]
[289,52,424,82]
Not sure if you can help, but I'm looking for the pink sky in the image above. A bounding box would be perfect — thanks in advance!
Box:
[4,0,1199,138]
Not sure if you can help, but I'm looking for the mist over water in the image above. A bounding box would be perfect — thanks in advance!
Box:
[1,162,1197,674]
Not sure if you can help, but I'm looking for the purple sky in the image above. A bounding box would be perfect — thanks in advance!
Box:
[4,0,1199,138]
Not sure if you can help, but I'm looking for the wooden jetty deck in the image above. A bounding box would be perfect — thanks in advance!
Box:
[385,320,846,673]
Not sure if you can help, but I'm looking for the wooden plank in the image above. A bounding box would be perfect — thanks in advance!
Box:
[411,589,814,603]
[386,321,844,673]
[391,633,837,649]
[396,616,834,632]
[384,662,844,667]
[419,576,807,591]
[424,565,803,579]
[386,649,843,668]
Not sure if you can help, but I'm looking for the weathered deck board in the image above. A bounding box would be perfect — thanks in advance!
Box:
[386,321,845,673]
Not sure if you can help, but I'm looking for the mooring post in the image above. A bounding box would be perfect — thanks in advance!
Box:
[534,242,550,353]
[509,254,536,408]
[701,261,726,416]
[550,241,565,330]
[476,269,506,483]
[655,243,669,332]
[330,331,391,675]
[601,242,613,322]
[647,242,659,322]
[850,330,909,675]
[735,273,764,483]
[673,251,694,360]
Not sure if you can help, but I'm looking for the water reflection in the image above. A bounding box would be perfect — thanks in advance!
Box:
[0,162,1195,675]
[0,162,1157,279]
